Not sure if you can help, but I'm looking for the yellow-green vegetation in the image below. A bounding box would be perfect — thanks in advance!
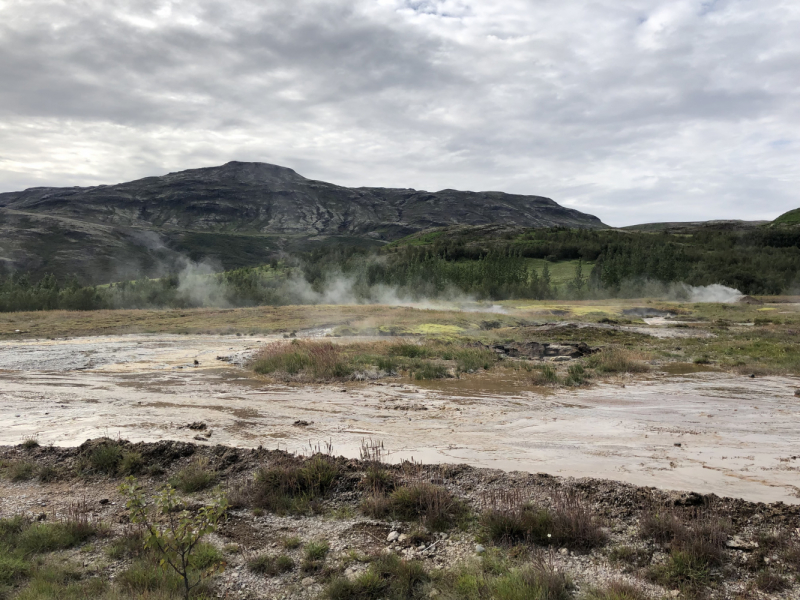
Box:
[250,339,497,382]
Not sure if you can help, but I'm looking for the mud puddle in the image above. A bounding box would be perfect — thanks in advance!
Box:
[1,334,799,504]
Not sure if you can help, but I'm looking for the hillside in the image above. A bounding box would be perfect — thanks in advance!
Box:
[771,208,800,227]
[0,162,605,283]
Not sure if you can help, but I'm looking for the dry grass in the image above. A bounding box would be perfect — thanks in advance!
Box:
[585,348,651,374]
[361,482,465,531]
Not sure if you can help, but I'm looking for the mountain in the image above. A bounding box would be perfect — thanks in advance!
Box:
[622,220,769,233]
[0,161,606,283]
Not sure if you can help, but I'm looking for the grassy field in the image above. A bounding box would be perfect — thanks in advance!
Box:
[1,298,798,376]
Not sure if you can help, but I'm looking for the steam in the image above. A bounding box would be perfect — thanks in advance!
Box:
[176,260,229,307]
[682,283,743,303]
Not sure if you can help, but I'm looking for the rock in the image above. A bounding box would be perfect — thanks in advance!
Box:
[301,577,315,587]
[559,548,568,556]
[475,544,485,554]
[670,590,680,597]
[187,422,207,431]
[387,531,400,542]
[293,420,312,427]
[726,536,758,551]
[398,534,408,543]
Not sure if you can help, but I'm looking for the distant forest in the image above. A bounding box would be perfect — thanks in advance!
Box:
[1,226,799,311]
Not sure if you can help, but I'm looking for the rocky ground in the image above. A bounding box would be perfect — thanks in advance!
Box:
[1,439,799,600]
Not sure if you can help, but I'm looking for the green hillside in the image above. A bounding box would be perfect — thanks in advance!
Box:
[772,208,800,227]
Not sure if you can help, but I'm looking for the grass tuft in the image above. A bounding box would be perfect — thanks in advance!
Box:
[170,457,217,493]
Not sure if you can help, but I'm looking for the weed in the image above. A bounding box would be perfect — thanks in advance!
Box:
[0,553,30,585]
[119,451,145,476]
[170,458,217,493]
[755,570,789,593]
[234,455,338,514]
[106,529,148,560]
[37,465,59,483]
[21,436,39,450]
[116,558,184,596]
[88,441,123,474]
[586,348,650,374]
[483,492,607,551]
[302,541,330,573]
[252,340,352,381]
[8,461,36,482]
[17,520,100,554]
[362,465,396,494]
[412,361,449,380]
[362,483,465,531]
[564,363,589,386]
[530,363,559,386]
[584,580,650,600]
[281,536,302,550]
[325,553,429,600]
[608,546,652,569]
[639,509,684,544]
[248,554,295,576]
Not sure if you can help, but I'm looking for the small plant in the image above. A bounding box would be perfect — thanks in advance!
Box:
[234,455,338,514]
[530,363,559,386]
[755,570,789,593]
[248,553,295,576]
[120,477,228,600]
[362,482,465,531]
[170,457,216,493]
[564,363,589,386]
[37,465,59,483]
[21,436,39,450]
[362,465,396,494]
[584,580,650,600]
[302,540,330,572]
[89,441,124,474]
[8,460,36,482]
[586,348,650,374]
[281,535,302,550]
[119,451,145,475]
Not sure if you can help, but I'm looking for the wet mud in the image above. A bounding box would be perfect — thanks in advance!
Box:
[1,334,799,504]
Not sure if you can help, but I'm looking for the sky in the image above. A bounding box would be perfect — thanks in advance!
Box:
[0,0,798,226]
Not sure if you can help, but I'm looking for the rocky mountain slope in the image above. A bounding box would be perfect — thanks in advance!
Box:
[0,161,606,283]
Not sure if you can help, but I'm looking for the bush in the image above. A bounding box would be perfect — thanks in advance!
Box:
[21,437,39,450]
[170,458,216,493]
[362,483,465,531]
[302,541,330,573]
[412,361,449,380]
[8,461,36,482]
[88,442,123,474]
[361,465,396,494]
[119,451,145,476]
[251,340,352,381]
[586,348,650,374]
[235,455,338,514]
[755,570,789,593]
[37,465,59,483]
[248,553,295,576]
[483,493,606,551]
[0,553,30,585]
[325,554,429,600]
[530,364,559,386]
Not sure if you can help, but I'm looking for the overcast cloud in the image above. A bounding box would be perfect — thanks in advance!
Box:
[0,0,798,225]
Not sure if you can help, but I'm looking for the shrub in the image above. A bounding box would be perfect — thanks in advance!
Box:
[565,363,589,386]
[119,451,145,476]
[251,340,352,381]
[37,465,59,483]
[530,363,559,386]
[21,436,39,450]
[0,553,30,585]
[586,348,650,374]
[639,509,684,543]
[248,553,295,576]
[235,455,338,514]
[755,570,789,593]
[8,461,36,482]
[326,554,429,600]
[389,343,429,359]
[88,441,124,474]
[483,493,607,551]
[412,361,449,380]
[362,483,465,531]
[170,458,216,493]
[362,465,396,494]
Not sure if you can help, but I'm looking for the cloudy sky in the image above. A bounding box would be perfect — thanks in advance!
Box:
[0,0,798,226]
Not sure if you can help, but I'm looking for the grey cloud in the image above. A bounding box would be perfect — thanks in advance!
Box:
[0,0,798,225]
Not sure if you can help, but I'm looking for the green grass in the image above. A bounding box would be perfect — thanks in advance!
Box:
[771,207,800,227]
[248,553,294,576]
[302,541,330,573]
[233,455,339,515]
[361,483,466,531]
[170,458,217,493]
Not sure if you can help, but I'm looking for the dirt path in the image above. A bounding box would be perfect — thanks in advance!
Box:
[1,334,799,504]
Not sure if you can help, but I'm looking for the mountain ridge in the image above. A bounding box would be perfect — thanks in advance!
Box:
[0,161,606,283]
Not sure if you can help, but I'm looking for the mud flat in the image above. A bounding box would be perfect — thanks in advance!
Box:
[1,333,798,504]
